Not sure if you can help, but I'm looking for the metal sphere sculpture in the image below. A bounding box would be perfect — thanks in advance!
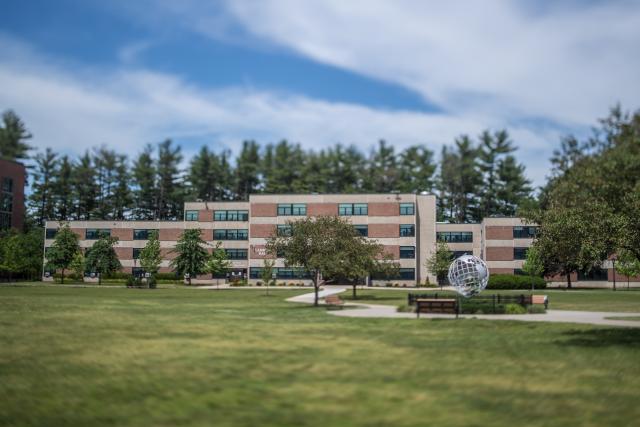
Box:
[447,255,490,297]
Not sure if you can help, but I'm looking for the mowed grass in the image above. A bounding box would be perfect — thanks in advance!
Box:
[343,288,640,313]
[1,286,640,427]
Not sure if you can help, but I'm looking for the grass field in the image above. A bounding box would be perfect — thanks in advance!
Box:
[1,285,640,427]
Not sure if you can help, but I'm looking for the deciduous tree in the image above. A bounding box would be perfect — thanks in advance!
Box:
[170,229,209,285]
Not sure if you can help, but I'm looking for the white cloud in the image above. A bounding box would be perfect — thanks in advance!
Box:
[215,0,640,127]
[0,33,578,187]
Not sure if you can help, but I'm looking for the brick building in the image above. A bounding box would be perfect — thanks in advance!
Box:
[43,193,632,285]
[0,159,26,231]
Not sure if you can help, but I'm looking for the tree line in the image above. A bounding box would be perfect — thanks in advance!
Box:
[1,109,533,226]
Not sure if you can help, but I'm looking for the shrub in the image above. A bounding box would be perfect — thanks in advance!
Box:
[527,305,546,314]
[148,276,157,289]
[504,304,527,314]
[385,282,393,287]
[155,272,180,280]
[126,275,135,287]
[487,274,546,290]
[396,304,413,313]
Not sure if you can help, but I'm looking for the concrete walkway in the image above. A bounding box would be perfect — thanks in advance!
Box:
[286,287,640,328]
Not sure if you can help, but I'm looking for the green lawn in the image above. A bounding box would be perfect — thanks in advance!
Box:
[343,288,640,313]
[1,286,640,427]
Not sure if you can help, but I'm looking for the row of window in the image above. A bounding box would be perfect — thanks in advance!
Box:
[249,267,313,279]
[214,229,248,240]
[277,223,415,238]
[371,268,415,280]
[130,248,248,260]
[513,226,538,239]
[437,231,473,243]
[185,210,250,221]
[338,203,368,216]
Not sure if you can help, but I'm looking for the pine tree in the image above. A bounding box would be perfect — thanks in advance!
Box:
[397,145,436,194]
[187,146,216,201]
[112,154,131,219]
[29,148,58,226]
[0,110,32,160]
[85,234,122,285]
[366,140,398,192]
[72,152,98,220]
[264,140,303,193]
[495,155,532,216]
[93,147,119,219]
[170,228,209,285]
[132,144,157,220]
[156,139,183,220]
[53,155,74,220]
[477,130,515,219]
[234,140,261,200]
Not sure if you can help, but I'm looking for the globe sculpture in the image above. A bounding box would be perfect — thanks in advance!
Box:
[447,255,490,297]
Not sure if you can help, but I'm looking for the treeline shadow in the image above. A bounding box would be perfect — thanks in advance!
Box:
[558,328,640,348]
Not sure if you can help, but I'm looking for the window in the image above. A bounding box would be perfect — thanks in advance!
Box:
[513,226,538,239]
[185,210,198,221]
[132,267,145,277]
[2,177,12,192]
[132,248,142,259]
[45,228,58,239]
[85,229,110,239]
[0,193,12,212]
[225,249,248,260]
[249,267,311,279]
[399,203,415,215]
[277,204,306,216]
[354,224,368,237]
[514,247,529,260]
[339,203,368,216]
[578,268,608,281]
[0,212,11,230]
[133,229,156,240]
[451,250,472,259]
[214,229,249,240]
[277,225,292,236]
[214,210,249,221]
[399,224,415,237]
[400,246,415,259]
[437,231,473,243]
[371,268,415,280]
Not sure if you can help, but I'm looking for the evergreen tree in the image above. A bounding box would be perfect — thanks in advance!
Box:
[156,139,183,220]
[366,140,398,192]
[299,150,330,193]
[477,130,515,219]
[112,154,132,219]
[495,155,532,216]
[234,140,261,199]
[187,146,216,201]
[72,152,98,220]
[397,145,436,194]
[29,148,58,226]
[132,144,157,220]
[93,147,119,219]
[264,140,303,193]
[325,144,366,193]
[53,155,74,220]
[0,110,32,160]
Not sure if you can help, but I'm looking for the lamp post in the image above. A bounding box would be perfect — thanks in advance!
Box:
[611,254,617,292]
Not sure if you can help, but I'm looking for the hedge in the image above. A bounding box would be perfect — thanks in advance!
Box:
[487,274,547,290]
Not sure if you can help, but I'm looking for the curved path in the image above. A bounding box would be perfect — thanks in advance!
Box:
[286,287,640,328]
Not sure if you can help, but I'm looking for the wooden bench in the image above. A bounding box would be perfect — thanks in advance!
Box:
[531,295,548,309]
[416,298,457,317]
[325,294,344,309]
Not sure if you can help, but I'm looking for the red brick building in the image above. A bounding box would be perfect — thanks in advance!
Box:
[0,159,26,231]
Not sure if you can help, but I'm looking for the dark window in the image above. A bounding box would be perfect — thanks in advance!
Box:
[371,268,415,281]
[451,250,472,259]
[132,248,142,259]
[2,177,13,192]
[400,246,415,259]
[250,267,311,279]
[213,229,248,240]
[354,224,368,237]
[45,228,58,239]
[0,193,12,212]
[132,267,145,277]
[399,203,415,215]
[514,247,528,260]
[133,229,156,240]
[339,203,367,215]
[437,231,473,243]
[338,203,352,216]
[513,226,538,239]
[0,212,11,230]
[277,225,292,236]
[225,249,248,260]
[185,210,199,221]
[85,229,110,239]
[514,269,526,276]
[399,224,415,237]
[214,210,249,221]
[578,268,608,281]
[277,204,306,216]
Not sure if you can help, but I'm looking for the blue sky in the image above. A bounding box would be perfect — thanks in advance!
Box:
[2,0,639,186]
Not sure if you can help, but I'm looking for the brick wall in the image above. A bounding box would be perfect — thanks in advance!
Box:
[307,203,338,216]
[250,224,276,238]
[485,247,514,261]
[111,228,132,241]
[368,202,399,216]
[251,203,277,217]
[381,245,400,259]
[114,247,132,259]
[485,226,513,240]
[368,223,399,238]
[490,268,514,274]
[198,210,214,222]
[158,229,183,241]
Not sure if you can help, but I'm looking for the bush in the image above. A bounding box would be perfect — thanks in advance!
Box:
[504,303,527,314]
[126,275,135,287]
[487,274,546,290]
[396,304,413,313]
[155,272,180,280]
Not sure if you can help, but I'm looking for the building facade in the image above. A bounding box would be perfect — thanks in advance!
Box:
[0,159,26,231]
[43,193,631,285]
